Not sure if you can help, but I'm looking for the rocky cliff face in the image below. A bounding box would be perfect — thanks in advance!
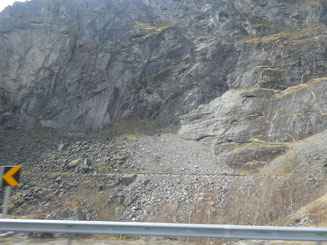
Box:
[1,0,327,131]
[0,0,237,130]
[2,0,327,172]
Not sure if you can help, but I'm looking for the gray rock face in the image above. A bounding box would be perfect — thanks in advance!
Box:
[0,0,324,130]
[0,0,239,130]
[2,0,327,170]
[179,78,327,169]
[180,78,327,144]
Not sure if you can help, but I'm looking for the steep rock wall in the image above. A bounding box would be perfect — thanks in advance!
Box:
[1,0,326,131]
[2,0,327,171]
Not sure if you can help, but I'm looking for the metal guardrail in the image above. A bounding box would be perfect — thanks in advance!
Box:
[0,219,327,241]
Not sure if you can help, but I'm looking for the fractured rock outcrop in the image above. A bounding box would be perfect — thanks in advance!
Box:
[2,0,327,171]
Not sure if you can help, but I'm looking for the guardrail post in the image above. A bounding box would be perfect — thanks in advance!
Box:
[67,236,73,245]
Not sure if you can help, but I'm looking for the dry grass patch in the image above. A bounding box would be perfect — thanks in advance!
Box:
[64,180,118,221]
[124,134,137,141]
[19,214,46,219]
[245,24,326,45]
[274,78,327,99]
[133,21,171,34]
[153,175,312,244]
[288,192,327,227]
[105,119,166,137]
[91,234,140,240]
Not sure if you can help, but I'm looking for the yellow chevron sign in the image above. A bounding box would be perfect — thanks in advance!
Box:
[1,166,22,187]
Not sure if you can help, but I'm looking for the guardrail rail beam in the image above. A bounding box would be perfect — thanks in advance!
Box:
[0,219,326,241]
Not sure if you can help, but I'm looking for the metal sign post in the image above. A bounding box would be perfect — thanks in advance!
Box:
[2,187,11,218]
[1,166,22,218]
